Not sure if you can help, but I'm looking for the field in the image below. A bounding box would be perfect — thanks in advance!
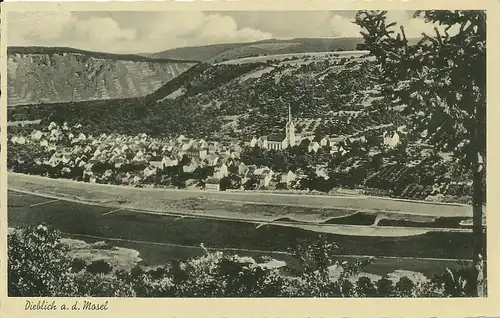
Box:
[8,190,473,279]
[218,51,370,65]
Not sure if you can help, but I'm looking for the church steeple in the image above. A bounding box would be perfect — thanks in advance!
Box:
[285,103,296,148]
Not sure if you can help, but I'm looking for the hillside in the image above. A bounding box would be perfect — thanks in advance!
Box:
[7,52,404,139]
[143,38,366,62]
[7,50,474,203]
[7,46,198,106]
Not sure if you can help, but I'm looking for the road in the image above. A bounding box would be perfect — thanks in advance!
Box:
[9,172,473,221]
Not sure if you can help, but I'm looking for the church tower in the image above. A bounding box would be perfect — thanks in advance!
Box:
[285,104,296,147]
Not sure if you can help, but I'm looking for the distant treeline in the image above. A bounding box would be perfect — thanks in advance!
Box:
[7,46,201,64]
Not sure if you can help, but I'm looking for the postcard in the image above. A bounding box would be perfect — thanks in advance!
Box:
[1,1,499,317]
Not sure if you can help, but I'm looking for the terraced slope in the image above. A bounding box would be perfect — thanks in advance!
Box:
[143,38,420,63]
[143,38,366,62]
[7,47,198,106]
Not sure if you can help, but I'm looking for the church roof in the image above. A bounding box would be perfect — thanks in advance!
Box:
[266,134,286,142]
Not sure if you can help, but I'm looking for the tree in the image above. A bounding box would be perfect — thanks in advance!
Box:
[86,259,113,275]
[354,10,486,296]
[8,225,77,296]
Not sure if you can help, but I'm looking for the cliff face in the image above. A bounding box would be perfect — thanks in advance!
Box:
[7,51,197,106]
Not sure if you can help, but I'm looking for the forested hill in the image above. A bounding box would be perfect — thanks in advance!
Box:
[7,46,198,106]
[142,38,365,62]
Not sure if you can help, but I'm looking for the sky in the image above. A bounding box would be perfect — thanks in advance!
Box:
[7,11,451,54]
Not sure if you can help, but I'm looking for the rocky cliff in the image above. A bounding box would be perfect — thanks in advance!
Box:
[7,47,197,106]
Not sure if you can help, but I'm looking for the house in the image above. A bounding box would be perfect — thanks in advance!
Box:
[199,140,209,149]
[177,135,187,143]
[31,130,43,141]
[250,137,259,147]
[308,142,321,153]
[199,149,208,159]
[205,178,221,191]
[259,171,273,188]
[162,156,178,167]
[150,161,164,169]
[281,171,297,185]
[162,145,174,153]
[320,137,329,147]
[214,163,229,179]
[230,151,240,159]
[253,167,265,176]
[383,131,400,148]
[238,162,248,176]
[210,155,220,166]
[183,162,197,173]
[143,166,157,178]
[182,140,195,151]
[339,146,347,156]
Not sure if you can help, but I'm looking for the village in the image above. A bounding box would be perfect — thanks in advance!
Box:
[8,110,403,194]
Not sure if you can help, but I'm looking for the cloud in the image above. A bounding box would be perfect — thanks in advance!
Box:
[221,11,333,39]
[199,14,272,43]
[74,17,137,42]
[6,10,462,54]
[143,12,272,48]
[329,15,363,37]
[8,11,75,42]
[7,11,137,49]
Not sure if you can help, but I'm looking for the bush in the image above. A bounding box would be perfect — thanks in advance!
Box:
[71,258,87,273]
[8,224,77,296]
[8,224,478,297]
[86,260,113,275]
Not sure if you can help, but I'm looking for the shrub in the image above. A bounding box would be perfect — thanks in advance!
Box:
[8,224,77,296]
[70,258,87,273]
[85,260,113,275]
[8,224,479,298]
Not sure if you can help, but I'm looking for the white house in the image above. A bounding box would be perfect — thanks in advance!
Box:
[214,163,229,179]
[205,178,221,191]
[320,137,329,147]
[281,171,297,185]
[150,161,164,169]
[260,172,273,188]
[238,162,248,175]
[308,142,321,153]
[162,157,178,167]
[199,149,208,159]
[383,131,400,148]
[250,137,259,147]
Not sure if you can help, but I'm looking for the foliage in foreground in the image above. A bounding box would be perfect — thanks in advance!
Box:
[354,9,486,296]
[8,225,478,298]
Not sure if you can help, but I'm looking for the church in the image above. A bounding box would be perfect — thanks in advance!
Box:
[250,105,300,150]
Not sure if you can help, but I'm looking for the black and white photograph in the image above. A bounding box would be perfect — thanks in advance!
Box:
[4,8,487,299]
